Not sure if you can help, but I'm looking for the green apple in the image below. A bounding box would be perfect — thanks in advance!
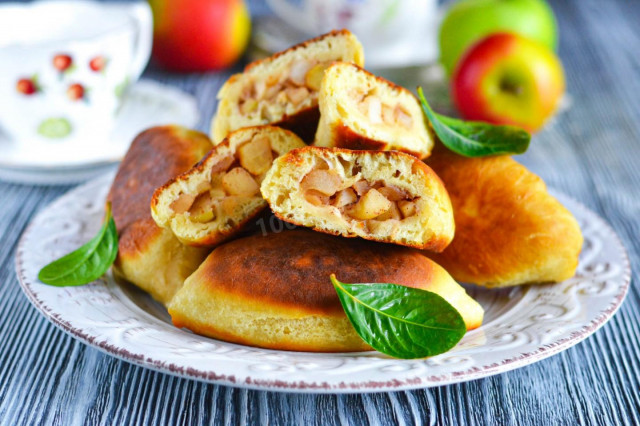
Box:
[439,0,558,75]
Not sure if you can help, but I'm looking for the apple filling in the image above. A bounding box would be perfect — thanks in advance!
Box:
[355,91,414,130]
[237,60,332,119]
[169,135,275,223]
[300,169,419,231]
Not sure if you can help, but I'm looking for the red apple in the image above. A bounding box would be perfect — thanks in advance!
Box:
[149,0,251,72]
[53,54,73,72]
[452,32,565,132]
[67,83,85,101]
[17,78,37,95]
[89,56,107,72]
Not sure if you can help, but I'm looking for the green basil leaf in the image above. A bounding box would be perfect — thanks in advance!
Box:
[331,275,466,359]
[38,204,118,287]
[417,87,531,157]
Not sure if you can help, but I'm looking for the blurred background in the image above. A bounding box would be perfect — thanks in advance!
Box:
[0,0,567,185]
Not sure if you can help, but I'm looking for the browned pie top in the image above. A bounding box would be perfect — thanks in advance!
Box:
[107,126,212,233]
[193,229,439,315]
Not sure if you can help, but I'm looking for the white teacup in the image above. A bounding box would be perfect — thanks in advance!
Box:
[0,0,152,143]
[266,0,438,67]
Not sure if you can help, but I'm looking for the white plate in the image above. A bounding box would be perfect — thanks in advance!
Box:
[0,80,198,185]
[15,172,630,393]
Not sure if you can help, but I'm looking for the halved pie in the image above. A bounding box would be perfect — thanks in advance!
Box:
[314,62,434,159]
[260,146,454,251]
[151,125,306,246]
[211,29,364,144]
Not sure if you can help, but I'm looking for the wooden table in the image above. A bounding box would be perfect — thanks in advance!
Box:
[1,0,638,424]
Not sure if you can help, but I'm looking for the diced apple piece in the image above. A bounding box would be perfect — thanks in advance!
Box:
[285,86,310,106]
[381,104,394,124]
[210,155,235,175]
[222,167,259,196]
[275,90,289,104]
[288,60,312,86]
[221,196,244,216]
[346,189,392,220]
[240,99,258,114]
[332,188,358,208]
[395,105,413,129]
[188,192,214,223]
[305,63,328,91]
[397,200,417,218]
[375,202,402,220]
[305,189,330,206]
[196,180,212,193]
[352,179,372,196]
[238,136,273,175]
[253,80,266,99]
[170,193,196,214]
[300,169,343,196]
[377,185,408,202]
[240,84,252,99]
[210,188,226,199]
[264,83,280,100]
[365,95,382,124]
[190,210,214,223]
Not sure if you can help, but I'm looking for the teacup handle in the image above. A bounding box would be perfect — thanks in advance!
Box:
[125,2,153,81]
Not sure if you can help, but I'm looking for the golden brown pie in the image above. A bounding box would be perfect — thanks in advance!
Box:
[425,146,583,287]
[107,126,212,305]
[168,230,484,352]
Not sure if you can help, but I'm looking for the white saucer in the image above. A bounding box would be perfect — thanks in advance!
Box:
[0,80,199,185]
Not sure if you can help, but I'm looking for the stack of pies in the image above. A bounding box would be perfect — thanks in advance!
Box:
[109,30,582,353]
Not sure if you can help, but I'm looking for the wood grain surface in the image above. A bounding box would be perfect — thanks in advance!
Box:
[1,0,639,424]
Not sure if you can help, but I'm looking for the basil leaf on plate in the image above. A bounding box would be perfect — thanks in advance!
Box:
[330,275,466,359]
[417,87,530,157]
[38,204,118,287]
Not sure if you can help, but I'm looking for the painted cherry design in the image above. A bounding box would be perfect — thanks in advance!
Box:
[53,54,73,72]
[67,83,85,101]
[89,56,107,72]
[16,78,38,95]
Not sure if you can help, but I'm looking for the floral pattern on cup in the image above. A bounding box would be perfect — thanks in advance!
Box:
[0,1,152,143]
[13,52,112,137]
[16,75,41,95]
[66,83,87,102]
[52,53,76,78]
[89,56,108,73]
[37,117,72,139]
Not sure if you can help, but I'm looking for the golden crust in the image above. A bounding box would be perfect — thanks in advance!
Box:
[168,230,483,352]
[107,126,212,304]
[260,146,454,251]
[314,62,434,159]
[244,29,358,72]
[151,125,306,246]
[425,146,583,287]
